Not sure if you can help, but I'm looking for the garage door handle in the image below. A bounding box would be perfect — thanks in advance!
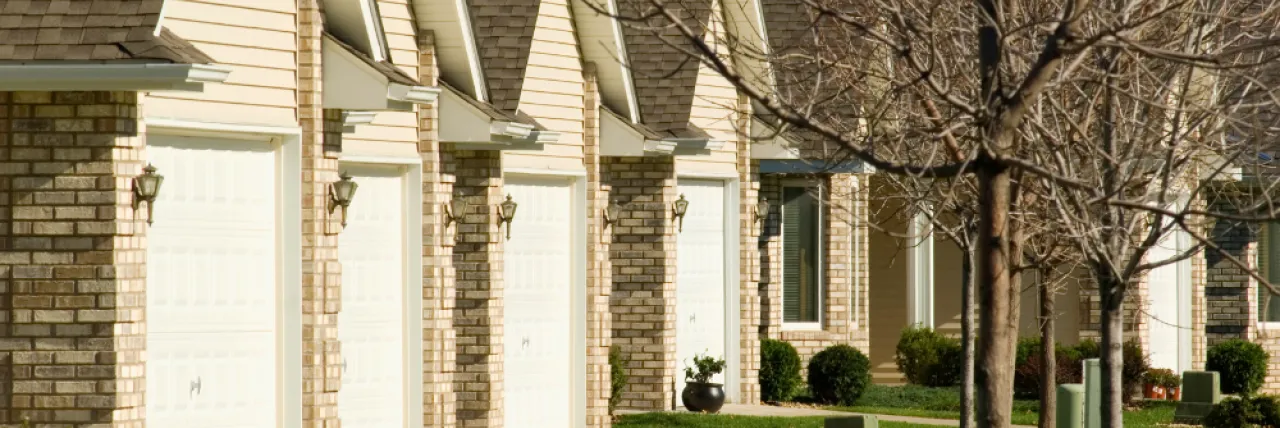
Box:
[189,377,202,397]
[690,314,696,322]
[342,358,347,374]
[522,337,530,348]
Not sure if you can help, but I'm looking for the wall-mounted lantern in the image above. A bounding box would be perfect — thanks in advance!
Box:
[133,164,164,225]
[672,194,689,232]
[755,197,771,224]
[329,172,359,228]
[498,195,518,240]
[444,196,472,229]
[604,199,624,230]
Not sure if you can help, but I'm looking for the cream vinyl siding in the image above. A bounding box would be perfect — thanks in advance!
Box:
[341,0,421,158]
[676,1,739,175]
[148,0,298,127]
[505,0,587,172]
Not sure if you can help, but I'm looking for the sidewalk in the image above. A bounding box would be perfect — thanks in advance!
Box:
[621,404,1037,428]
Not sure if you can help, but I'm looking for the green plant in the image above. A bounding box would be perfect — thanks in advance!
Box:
[894,326,962,387]
[1208,339,1271,396]
[684,352,726,384]
[1256,395,1280,427]
[761,339,803,402]
[1205,397,1260,428]
[1122,339,1152,403]
[807,344,872,405]
[1144,368,1180,389]
[609,345,630,415]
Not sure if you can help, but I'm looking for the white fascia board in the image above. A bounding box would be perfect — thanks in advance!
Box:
[0,63,230,91]
[533,130,562,144]
[644,139,678,155]
[341,110,378,133]
[388,83,441,104]
[599,111,675,156]
[670,138,724,156]
[491,121,535,140]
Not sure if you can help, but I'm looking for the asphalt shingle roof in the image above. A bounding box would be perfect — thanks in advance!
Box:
[469,0,541,114]
[0,0,213,64]
[616,0,713,139]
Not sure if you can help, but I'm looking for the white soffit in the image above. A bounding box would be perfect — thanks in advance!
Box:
[571,0,640,122]
[438,86,557,150]
[599,110,675,156]
[410,0,488,101]
[0,63,230,91]
[326,0,388,61]
[321,37,439,111]
[749,117,801,160]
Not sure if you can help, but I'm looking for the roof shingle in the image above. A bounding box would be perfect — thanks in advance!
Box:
[616,0,713,139]
[468,0,541,114]
[0,0,213,64]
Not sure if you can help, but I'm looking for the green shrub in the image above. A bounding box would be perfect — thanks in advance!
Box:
[760,339,803,402]
[808,344,872,405]
[1015,337,1042,367]
[683,352,726,384]
[1122,339,1152,403]
[1205,397,1260,428]
[894,326,963,387]
[1208,339,1270,396]
[609,345,630,415]
[1256,396,1280,428]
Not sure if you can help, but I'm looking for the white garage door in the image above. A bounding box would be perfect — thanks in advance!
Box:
[338,166,406,428]
[1147,227,1192,372]
[676,179,728,407]
[503,176,574,427]
[146,137,278,427]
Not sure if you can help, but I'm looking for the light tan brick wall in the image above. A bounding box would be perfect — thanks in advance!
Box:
[760,173,871,367]
[582,65,613,427]
[0,90,145,427]
[417,32,458,428]
[449,150,504,427]
[736,97,761,405]
[298,2,343,425]
[607,157,677,411]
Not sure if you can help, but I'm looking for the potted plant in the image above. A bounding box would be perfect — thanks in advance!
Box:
[1143,369,1176,400]
[1162,370,1182,401]
[681,353,727,413]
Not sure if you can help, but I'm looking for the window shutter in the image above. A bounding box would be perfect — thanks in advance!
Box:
[782,188,804,322]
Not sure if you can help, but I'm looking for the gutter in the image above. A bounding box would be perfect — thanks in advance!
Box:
[491,121,536,140]
[670,138,726,155]
[388,83,442,104]
[0,63,231,91]
[642,139,678,155]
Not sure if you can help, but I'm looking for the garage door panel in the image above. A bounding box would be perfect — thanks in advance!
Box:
[504,177,573,427]
[676,180,728,406]
[147,332,276,427]
[338,169,406,428]
[146,138,279,427]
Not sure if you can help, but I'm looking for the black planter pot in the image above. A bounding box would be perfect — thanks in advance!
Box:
[681,382,726,413]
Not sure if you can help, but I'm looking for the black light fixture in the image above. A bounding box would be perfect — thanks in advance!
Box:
[444,196,472,229]
[133,164,164,225]
[672,194,689,232]
[329,172,359,227]
[604,199,624,229]
[756,197,771,223]
[498,195,518,240]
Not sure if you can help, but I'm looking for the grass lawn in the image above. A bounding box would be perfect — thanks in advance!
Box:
[616,413,940,428]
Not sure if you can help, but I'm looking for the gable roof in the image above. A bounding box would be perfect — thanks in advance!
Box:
[469,0,541,114]
[616,0,713,138]
[324,32,421,87]
[0,0,213,64]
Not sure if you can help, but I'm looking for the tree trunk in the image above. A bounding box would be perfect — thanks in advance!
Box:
[1100,277,1125,428]
[961,233,977,428]
[1039,268,1056,428]
[976,165,1014,428]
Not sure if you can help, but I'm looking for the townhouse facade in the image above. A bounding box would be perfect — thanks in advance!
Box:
[0,1,1273,428]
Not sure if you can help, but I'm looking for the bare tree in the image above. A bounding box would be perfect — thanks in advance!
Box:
[593,1,1280,427]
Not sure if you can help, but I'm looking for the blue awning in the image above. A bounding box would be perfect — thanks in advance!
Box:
[758,159,870,174]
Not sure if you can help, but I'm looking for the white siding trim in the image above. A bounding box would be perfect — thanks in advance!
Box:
[906,211,935,328]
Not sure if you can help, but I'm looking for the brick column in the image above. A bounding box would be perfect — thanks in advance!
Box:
[582,65,613,426]
[1204,208,1257,344]
[449,149,504,427]
[417,32,458,428]
[0,90,145,426]
[735,96,761,405]
[298,1,342,425]
[607,157,677,411]
[760,176,782,340]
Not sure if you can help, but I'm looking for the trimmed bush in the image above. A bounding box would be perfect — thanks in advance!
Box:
[761,339,803,402]
[1205,397,1261,428]
[1258,395,1280,428]
[609,345,629,415]
[895,326,963,387]
[1208,339,1270,396]
[1009,338,1146,401]
[1121,339,1152,403]
[808,344,872,405]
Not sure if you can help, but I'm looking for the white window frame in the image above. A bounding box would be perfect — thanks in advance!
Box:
[781,179,825,331]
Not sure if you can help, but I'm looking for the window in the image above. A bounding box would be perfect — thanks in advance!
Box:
[782,185,823,325]
[1262,222,1280,322]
